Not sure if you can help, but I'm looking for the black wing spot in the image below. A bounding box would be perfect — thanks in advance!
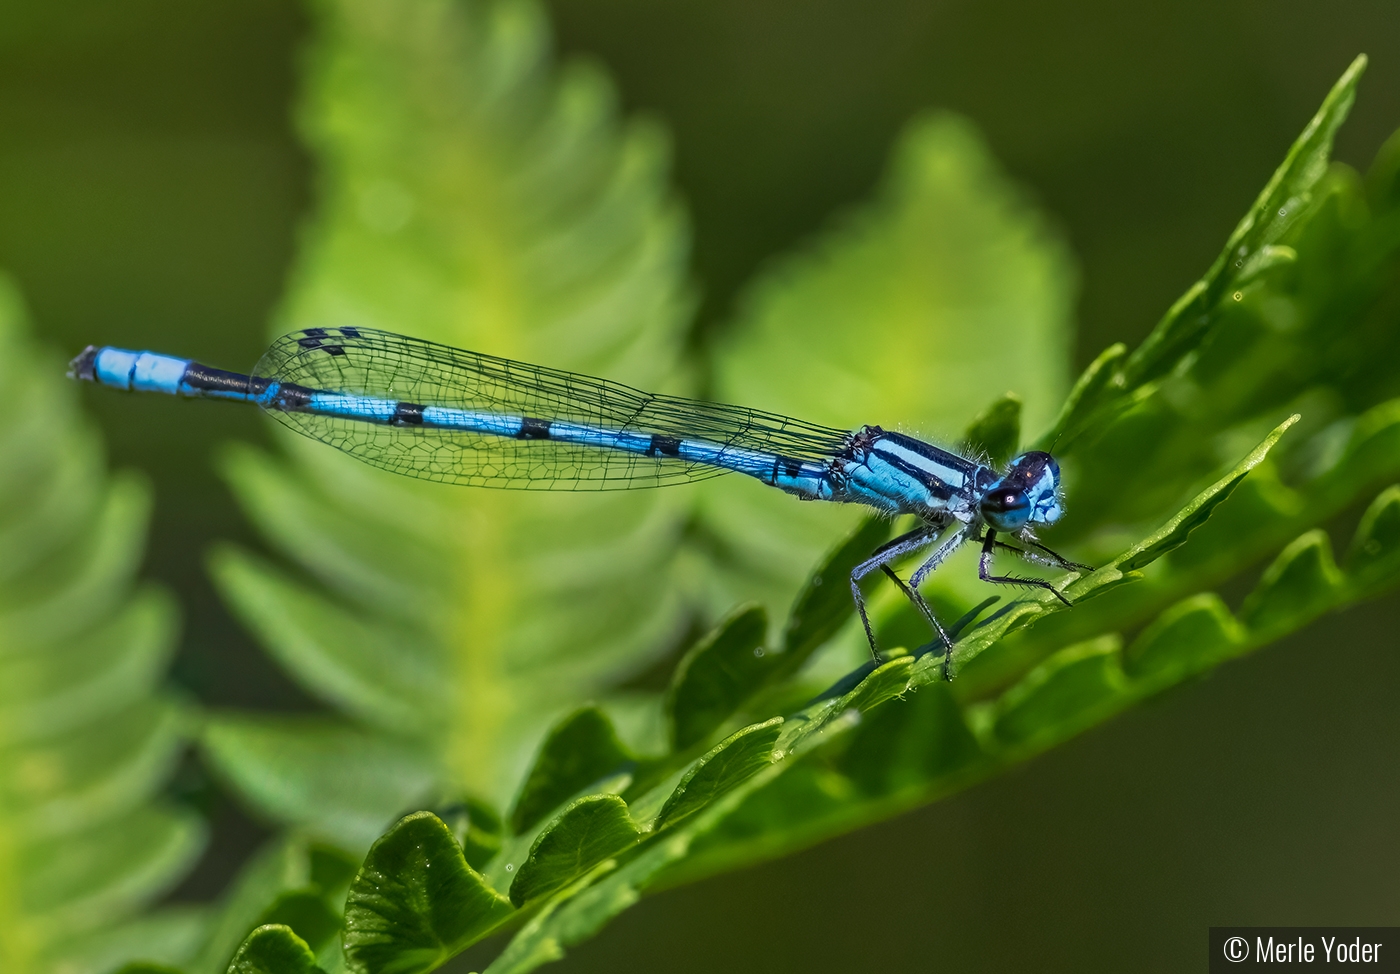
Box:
[303,327,329,338]
[322,345,346,356]
[516,418,552,440]
[649,434,681,457]
[339,326,362,339]
[297,337,323,349]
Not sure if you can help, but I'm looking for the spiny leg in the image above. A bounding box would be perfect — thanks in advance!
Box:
[976,531,1093,579]
[1018,536,1095,573]
[849,526,940,666]
[869,524,945,561]
[908,524,973,588]
[877,564,953,648]
[904,524,973,680]
[978,535,1066,570]
[978,530,1073,607]
[879,564,959,681]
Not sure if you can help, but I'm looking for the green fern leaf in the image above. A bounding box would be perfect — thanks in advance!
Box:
[663,604,768,751]
[1119,56,1365,390]
[1121,593,1245,679]
[226,926,324,974]
[508,795,640,906]
[1040,55,1368,450]
[990,634,1125,746]
[309,465,1399,974]
[0,276,203,974]
[1346,485,1400,594]
[508,708,633,835]
[343,813,512,974]
[652,718,782,830]
[202,716,441,849]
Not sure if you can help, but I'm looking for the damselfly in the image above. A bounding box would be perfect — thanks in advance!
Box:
[70,326,1090,676]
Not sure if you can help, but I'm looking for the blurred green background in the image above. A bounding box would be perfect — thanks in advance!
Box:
[2,1,1398,970]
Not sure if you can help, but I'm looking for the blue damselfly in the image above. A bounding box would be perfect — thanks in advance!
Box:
[70,326,1089,676]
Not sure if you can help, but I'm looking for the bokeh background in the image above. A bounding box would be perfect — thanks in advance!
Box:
[2,1,1399,970]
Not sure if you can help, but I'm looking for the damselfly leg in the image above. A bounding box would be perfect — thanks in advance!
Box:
[977,530,1080,606]
[1015,536,1095,573]
[849,526,940,665]
[907,525,973,679]
[850,523,971,681]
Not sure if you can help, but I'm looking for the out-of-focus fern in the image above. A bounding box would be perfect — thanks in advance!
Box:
[0,276,204,974]
[202,0,695,844]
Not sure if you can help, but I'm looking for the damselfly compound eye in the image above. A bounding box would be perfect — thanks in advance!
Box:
[980,488,1031,531]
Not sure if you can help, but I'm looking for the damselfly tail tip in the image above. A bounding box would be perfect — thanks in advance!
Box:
[68,346,98,382]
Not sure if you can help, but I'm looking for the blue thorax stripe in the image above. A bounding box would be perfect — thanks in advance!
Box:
[868,431,979,493]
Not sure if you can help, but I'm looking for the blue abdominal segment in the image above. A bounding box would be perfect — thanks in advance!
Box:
[306,392,402,424]
[92,349,190,395]
[296,395,838,499]
[85,347,268,402]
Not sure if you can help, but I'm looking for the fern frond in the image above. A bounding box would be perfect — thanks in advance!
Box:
[0,276,203,974]
[204,0,696,840]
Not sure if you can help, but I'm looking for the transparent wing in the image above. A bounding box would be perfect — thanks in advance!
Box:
[254,327,853,490]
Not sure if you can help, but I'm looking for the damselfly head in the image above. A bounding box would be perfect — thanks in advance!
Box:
[978,451,1063,532]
